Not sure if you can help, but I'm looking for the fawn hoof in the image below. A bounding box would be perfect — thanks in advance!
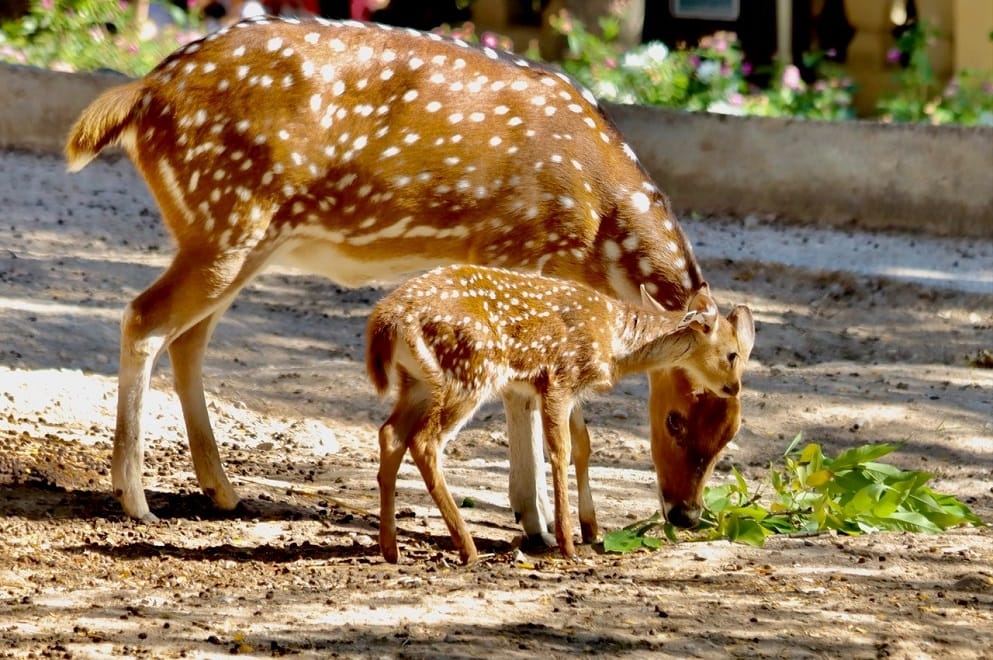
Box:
[558,542,579,561]
[379,533,400,564]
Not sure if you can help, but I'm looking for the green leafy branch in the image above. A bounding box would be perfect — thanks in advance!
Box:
[604,434,985,553]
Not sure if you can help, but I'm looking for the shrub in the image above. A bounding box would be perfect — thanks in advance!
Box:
[877,20,993,126]
[550,10,856,121]
[0,0,201,77]
[605,434,984,552]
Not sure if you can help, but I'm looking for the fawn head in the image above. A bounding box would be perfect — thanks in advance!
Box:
[641,285,755,399]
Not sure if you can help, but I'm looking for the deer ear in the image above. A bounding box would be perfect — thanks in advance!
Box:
[727,305,756,362]
[640,284,667,313]
[684,284,718,334]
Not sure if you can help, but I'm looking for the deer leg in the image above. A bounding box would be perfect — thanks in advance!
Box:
[168,310,238,511]
[503,389,555,546]
[541,392,577,559]
[407,396,479,565]
[569,407,600,544]
[113,247,266,520]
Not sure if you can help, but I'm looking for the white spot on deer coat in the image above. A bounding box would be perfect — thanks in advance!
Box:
[631,191,650,213]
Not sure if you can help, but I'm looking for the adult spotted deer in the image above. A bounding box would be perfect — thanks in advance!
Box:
[368,265,754,564]
[65,15,750,534]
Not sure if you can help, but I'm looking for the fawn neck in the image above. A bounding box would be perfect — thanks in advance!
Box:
[610,305,696,379]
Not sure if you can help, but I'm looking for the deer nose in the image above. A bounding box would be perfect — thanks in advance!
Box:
[666,505,701,529]
[721,381,740,397]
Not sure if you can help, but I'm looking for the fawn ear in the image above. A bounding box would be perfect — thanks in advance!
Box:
[727,305,756,362]
[680,284,718,334]
[640,284,667,313]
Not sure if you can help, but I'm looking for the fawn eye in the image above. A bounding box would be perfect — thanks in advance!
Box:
[666,412,687,442]
[727,352,738,366]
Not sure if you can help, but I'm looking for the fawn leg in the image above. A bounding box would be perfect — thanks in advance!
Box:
[541,392,577,559]
[407,397,479,565]
[569,407,600,544]
[504,389,555,546]
[377,422,408,563]
[168,311,239,511]
[376,381,428,563]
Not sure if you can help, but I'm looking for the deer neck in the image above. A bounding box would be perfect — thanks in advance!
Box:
[546,198,706,313]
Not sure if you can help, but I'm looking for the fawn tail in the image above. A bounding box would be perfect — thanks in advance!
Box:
[65,80,146,172]
[365,317,396,397]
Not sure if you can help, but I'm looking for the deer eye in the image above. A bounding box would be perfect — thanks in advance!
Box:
[666,411,688,443]
[727,352,738,366]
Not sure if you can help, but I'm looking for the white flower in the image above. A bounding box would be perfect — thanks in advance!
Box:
[622,42,668,70]
[696,60,721,83]
[593,80,620,101]
[642,42,669,64]
[707,100,746,116]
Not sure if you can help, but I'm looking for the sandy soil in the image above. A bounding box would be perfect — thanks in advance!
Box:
[1,149,992,659]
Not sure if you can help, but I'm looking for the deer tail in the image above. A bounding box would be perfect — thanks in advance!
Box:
[65,80,147,173]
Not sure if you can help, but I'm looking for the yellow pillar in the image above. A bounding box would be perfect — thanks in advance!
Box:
[843,0,896,116]
[953,0,993,72]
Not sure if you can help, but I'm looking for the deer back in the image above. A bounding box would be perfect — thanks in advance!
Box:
[66,16,704,300]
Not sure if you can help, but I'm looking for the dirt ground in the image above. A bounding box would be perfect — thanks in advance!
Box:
[1,148,992,659]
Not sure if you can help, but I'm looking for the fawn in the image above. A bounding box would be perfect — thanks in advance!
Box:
[65,16,749,535]
[367,265,755,564]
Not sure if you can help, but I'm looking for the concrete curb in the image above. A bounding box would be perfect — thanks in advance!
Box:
[0,63,127,155]
[2,62,991,238]
[606,103,993,238]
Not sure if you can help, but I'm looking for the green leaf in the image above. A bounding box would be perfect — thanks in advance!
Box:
[603,528,649,553]
[866,511,944,534]
[806,469,833,487]
[724,517,770,547]
[798,443,824,465]
[782,432,806,456]
[828,443,901,471]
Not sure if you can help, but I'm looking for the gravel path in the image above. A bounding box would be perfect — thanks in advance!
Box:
[1,148,991,658]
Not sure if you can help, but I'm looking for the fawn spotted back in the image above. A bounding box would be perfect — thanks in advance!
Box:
[367,265,755,563]
[65,15,747,530]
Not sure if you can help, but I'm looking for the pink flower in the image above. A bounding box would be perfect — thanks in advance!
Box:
[741,61,752,76]
[782,64,801,90]
[350,0,389,21]
[40,0,54,9]
[886,48,902,64]
[481,32,500,49]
